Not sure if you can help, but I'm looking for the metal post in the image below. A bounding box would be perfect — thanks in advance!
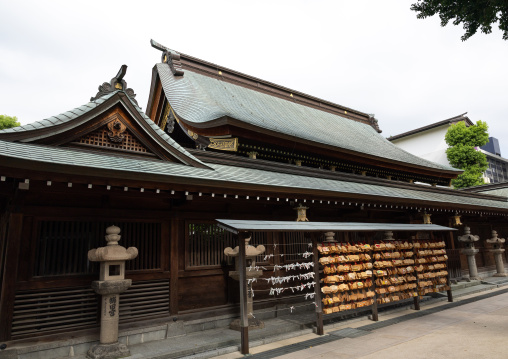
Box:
[312,232,324,335]
[238,231,249,355]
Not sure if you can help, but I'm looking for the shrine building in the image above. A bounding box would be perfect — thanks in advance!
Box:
[0,41,507,353]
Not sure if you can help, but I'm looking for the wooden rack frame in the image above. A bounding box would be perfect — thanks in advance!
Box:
[216,219,456,355]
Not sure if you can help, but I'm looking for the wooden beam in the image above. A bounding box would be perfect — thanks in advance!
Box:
[312,232,324,335]
[168,220,179,316]
[238,231,249,355]
[446,233,454,303]
[0,213,24,341]
[369,236,379,321]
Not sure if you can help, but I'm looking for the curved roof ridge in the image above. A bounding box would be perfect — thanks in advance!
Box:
[0,89,206,167]
[0,92,116,136]
[157,64,459,173]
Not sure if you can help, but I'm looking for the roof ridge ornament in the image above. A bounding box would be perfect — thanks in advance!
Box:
[90,65,138,105]
[368,114,382,133]
[151,39,184,76]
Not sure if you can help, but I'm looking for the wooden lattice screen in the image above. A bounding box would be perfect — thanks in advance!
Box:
[11,279,169,338]
[75,126,149,153]
[187,223,235,267]
[34,220,161,277]
[187,223,267,267]
[281,231,309,262]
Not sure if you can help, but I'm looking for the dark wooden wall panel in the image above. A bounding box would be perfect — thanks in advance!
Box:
[178,274,229,311]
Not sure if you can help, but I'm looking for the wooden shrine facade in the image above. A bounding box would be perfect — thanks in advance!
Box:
[0,51,508,345]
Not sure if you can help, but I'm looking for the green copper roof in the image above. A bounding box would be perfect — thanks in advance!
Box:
[156,63,459,173]
[0,140,505,210]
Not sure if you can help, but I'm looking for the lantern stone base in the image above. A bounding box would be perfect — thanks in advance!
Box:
[229,318,265,331]
[493,272,507,277]
[87,342,130,359]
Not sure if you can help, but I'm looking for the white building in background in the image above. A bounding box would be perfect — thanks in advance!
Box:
[388,113,473,167]
[388,113,508,184]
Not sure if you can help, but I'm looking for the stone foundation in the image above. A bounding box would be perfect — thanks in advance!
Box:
[87,343,130,359]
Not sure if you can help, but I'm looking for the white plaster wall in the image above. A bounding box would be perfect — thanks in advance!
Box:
[390,125,451,167]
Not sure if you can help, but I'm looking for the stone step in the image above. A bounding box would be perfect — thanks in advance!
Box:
[450,279,481,290]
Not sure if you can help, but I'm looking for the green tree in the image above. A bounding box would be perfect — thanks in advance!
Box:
[0,115,20,130]
[410,0,508,41]
[445,120,489,188]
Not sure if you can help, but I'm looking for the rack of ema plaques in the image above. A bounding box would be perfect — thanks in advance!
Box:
[317,237,452,320]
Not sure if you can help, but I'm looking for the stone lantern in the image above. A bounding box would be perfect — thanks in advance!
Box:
[294,203,309,222]
[486,230,506,277]
[87,226,138,359]
[323,231,337,243]
[458,226,480,280]
[224,236,265,330]
[422,212,432,224]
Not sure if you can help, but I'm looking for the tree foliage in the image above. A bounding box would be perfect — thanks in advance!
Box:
[445,120,489,188]
[411,0,508,41]
[0,115,20,130]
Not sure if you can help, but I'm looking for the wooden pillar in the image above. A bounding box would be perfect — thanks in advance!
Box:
[169,219,179,315]
[413,293,421,310]
[446,232,454,302]
[312,232,324,335]
[0,213,23,341]
[369,236,378,321]
[448,226,456,250]
[238,231,249,355]
[413,235,421,310]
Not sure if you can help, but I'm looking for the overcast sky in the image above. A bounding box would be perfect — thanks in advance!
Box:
[1,1,507,154]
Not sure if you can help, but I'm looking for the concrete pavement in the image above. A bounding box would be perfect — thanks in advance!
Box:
[215,286,508,359]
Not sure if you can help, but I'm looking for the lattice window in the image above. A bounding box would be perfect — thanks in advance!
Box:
[187,223,268,267]
[187,223,235,267]
[34,220,161,277]
[75,126,149,153]
[281,232,310,263]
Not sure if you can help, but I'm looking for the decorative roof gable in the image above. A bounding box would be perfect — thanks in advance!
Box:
[0,66,209,169]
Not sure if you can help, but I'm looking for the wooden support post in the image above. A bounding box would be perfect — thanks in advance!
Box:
[369,237,378,321]
[446,272,454,302]
[312,232,324,335]
[413,235,421,310]
[0,213,23,341]
[413,294,421,310]
[238,231,249,355]
[446,234,454,302]
[169,219,179,315]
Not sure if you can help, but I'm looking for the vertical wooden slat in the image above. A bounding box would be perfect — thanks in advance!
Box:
[161,222,170,272]
[207,225,211,266]
[170,219,179,315]
[238,231,249,355]
[369,235,379,321]
[0,213,24,341]
[446,231,454,302]
[312,232,324,335]
[413,237,421,310]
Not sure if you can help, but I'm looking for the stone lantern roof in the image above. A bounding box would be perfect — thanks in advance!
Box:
[88,225,138,262]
